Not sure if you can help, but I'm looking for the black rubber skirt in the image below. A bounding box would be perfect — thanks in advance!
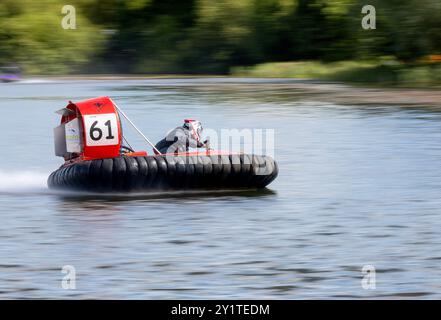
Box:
[48,154,278,192]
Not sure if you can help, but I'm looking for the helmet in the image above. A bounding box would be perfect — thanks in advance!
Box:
[183,119,203,142]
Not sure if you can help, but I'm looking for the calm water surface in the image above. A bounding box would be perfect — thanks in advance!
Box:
[1,78,441,299]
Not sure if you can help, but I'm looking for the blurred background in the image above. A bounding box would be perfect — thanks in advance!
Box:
[1,0,441,85]
[2,0,441,300]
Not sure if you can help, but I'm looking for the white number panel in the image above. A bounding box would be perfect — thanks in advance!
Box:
[84,113,119,147]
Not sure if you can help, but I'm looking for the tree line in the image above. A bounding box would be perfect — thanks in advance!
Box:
[0,0,440,74]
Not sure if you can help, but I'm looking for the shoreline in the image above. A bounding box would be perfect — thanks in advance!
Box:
[12,75,441,107]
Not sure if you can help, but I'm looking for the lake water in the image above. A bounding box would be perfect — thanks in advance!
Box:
[1,78,441,299]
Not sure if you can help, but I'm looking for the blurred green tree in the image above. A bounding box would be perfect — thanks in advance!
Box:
[0,0,103,74]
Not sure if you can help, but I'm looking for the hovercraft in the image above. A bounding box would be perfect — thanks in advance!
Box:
[48,97,278,193]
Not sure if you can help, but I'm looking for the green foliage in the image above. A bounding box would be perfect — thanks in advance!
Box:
[1,0,440,76]
[0,0,104,74]
[232,59,441,87]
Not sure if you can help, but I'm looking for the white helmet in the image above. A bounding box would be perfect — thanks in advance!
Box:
[184,119,203,142]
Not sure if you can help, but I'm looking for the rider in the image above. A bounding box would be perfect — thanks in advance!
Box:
[154,119,208,154]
